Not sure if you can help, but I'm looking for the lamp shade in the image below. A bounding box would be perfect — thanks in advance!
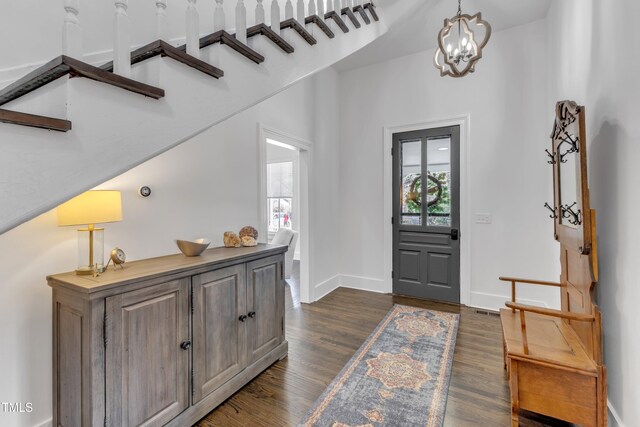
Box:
[57,190,123,226]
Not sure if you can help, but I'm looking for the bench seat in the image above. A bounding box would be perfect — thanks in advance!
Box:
[500,308,597,375]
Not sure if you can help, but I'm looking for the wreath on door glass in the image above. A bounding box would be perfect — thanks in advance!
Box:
[405,174,443,207]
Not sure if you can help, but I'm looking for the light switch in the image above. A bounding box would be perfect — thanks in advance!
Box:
[475,213,492,224]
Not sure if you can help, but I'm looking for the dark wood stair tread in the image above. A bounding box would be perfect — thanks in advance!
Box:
[246,23,294,54]
[353,5,371,25]
[0,109,72,132]
[0,55,164,108]
[101,40,224,79]
[281,18,317,45]
[364,3,380,21]
[305,15,335,39]
[341,7,361,28]
[185,30,265,64]
[324,11,349,33]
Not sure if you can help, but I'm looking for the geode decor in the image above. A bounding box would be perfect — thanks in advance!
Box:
[223,231,241,248]
[239,226,258,240]
[241,236,258,247]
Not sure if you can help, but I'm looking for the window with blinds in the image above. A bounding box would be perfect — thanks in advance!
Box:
[267,162,293,233]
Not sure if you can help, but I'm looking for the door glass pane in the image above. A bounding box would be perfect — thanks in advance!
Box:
[427,137,451,227]
[400,139,422,225]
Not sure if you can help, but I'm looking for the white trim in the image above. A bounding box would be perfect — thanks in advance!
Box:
[608,399,625,427]
[33,418,52,427]
[313,275,388,302]
[258,124,313,303]
[313,275,342,301]
[340,275,388,294]
[383,115,472,305]
[470,291,549,312]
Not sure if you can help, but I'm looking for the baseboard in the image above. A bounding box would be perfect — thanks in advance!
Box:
[607,399,624,427]
[339,275,388,294]
[313,275,341,301]
[470,291,549,312]
[33,418,52,427]
[313,274,388,302]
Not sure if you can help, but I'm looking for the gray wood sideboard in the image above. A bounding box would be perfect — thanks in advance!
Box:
[48,244,288,427]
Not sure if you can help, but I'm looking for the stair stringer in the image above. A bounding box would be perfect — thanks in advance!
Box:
[0,19,387,235]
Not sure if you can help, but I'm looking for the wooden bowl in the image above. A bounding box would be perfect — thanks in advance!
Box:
[176,238,210,257]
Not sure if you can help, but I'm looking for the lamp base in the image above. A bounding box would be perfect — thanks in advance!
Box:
[75,266,105,276]
[76,227,105,275]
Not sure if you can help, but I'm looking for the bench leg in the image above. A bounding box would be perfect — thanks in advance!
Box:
[509,359,519,427]
[597,366,607,427]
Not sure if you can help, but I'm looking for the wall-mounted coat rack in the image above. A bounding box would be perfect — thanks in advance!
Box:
[560,202,582,226]
[544,202,558,219]
[545,149,556,165]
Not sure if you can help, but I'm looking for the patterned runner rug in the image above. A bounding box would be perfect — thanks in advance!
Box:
[298,305,460,427]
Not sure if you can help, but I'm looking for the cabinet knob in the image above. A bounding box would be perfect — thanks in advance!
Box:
[239,314,248,322]
[180,340,191,350]
[248,311,256,318]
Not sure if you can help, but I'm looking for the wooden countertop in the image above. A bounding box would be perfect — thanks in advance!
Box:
[47,243,287,294]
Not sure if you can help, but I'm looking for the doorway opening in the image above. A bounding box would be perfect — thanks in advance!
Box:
[259,126,312,306]
[392,126,461,303]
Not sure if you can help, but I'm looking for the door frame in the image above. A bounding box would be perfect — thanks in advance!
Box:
[383,115,471,305]
[258,124,313,304]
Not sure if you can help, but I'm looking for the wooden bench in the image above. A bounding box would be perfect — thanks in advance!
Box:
[499,101,607,426]
[499,276,606,426]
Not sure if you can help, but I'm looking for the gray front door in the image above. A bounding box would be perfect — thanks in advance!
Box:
[392,126,460,303]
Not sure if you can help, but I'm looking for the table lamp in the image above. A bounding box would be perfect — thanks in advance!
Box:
[57,190,123,275]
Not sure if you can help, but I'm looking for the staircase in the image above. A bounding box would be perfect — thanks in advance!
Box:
[0,0,387,235]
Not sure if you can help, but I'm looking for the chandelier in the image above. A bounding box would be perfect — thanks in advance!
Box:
[434,0,492,78]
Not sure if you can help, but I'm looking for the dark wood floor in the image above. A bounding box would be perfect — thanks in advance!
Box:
[197,263,570,426]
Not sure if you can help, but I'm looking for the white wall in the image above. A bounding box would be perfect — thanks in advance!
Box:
[337,19,561,309]
[547,1,640,425]
[0,0,270,82]
[0,69,341,427]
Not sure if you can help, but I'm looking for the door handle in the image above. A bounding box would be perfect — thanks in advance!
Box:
[180,340,191,351]
[248,311,256,318]
[450,229,459,240]
[239,314,248,322]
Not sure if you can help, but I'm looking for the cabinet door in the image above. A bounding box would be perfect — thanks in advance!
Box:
[192,265,247,403]
[246,255,284,364]
[106,279,190,427]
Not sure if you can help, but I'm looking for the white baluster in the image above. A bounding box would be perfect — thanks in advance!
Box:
[308,0,316,16]
[186,0,200,58]
[63,0,82,58]
[334,0,340,12]
[296,0,305,23]
[317,0,324,16]
[156,0,169,40]
[325,0,333,13]
[256,0,265,24]
[114,0,131,77]
[214,0,225,31]
[270,0,281,35]
[285,0,293,20]
[236,0,247,44]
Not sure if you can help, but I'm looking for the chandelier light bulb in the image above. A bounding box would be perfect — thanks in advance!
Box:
[461,37,467,47]
[447,44,452,53]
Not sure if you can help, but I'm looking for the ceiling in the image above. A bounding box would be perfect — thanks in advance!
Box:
[334,0,552,72]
